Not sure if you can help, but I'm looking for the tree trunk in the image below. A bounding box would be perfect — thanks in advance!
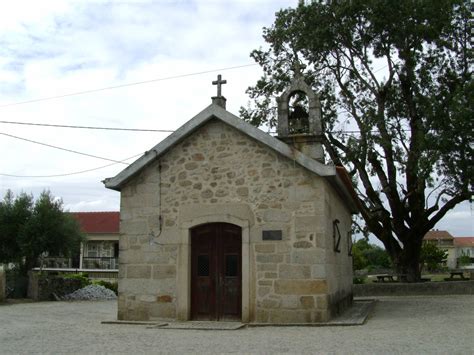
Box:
[388,240,423,282]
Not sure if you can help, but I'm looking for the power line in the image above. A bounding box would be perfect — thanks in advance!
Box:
[0,153,143,178]
[0,60,394,110]
[0,119,410,136]
[0,120,174,133]
[0,63,257,109]
[0,132,130,164]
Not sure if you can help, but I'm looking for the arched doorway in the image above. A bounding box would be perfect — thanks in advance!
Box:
[190,223,242,321]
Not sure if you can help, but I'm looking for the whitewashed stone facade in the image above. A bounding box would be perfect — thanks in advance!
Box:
[105,82,357,323]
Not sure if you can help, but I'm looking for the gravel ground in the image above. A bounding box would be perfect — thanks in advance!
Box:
[0,295,473,354]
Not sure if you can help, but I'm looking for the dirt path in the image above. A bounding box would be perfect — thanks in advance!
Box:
[0,295,473,354]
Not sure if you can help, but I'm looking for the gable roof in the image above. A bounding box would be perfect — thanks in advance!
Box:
[423,230,454,241]
[71,212,119,234]
[103,103,358,213]
[454,237,474,247]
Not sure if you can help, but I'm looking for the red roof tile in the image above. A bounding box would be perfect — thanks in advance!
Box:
[70,212,119,234]
[454,237,474,247]
[423,230,454,240]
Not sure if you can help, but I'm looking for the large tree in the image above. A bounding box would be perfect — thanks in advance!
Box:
[0,190,84,274]
[241,0,473,281]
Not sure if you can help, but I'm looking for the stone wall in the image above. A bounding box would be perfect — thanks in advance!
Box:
[28,272,83,301]
[118,119,353,322]
[354,280,474,296]
[323,186,353,317]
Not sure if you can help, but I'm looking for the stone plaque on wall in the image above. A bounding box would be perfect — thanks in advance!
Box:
[262,230,282,241]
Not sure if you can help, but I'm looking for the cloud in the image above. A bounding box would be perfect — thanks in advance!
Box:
[435,201,474,237]
[0,0,471,240]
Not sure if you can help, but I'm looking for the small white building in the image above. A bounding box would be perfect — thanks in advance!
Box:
[454,237,474,269]
[423,230,456,269]
[39,212,119,271]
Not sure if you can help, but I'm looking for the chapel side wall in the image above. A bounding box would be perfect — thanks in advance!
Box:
[323,183,353,317]
[118,119,341,322]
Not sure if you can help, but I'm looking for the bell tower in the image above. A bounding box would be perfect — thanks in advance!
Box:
[276,72,324,163]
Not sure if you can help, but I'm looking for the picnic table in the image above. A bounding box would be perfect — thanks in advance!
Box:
[445,270,466,281]
[375,274,395,282]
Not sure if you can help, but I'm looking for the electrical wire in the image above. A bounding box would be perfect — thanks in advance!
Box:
[0,131,130,164]
[0,119,409,136]
[0,120,174,132]
[0,153,143,178]
[0,63,257,109]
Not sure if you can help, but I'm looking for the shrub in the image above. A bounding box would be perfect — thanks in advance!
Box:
[353,276,366,284]
[458,254,471,267]
[420,243,448,272]
[62,273,90,288]
[352,239,391,271]
[92,280,118,295]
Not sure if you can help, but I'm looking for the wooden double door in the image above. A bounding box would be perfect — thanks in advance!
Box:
[191,223,242,321]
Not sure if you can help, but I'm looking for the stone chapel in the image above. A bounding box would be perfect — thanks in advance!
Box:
[103,74,358,323]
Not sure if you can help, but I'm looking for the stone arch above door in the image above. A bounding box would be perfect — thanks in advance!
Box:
[177,213,250,322]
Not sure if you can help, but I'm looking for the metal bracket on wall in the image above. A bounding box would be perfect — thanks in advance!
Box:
[347,231,353,257]
[333,219,341,253]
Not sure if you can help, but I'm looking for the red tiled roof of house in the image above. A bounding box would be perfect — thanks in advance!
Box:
[454,237,474,247]
[423,230,454,240]
[70,212,119,234]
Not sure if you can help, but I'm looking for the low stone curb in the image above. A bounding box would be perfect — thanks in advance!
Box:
[249,299,376,327]
[157,322,246,330]
[102,299,376,329]
[354,280,474,297]
[102,320,167,326]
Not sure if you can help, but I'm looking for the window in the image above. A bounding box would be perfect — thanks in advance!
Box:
[86,242,98,257]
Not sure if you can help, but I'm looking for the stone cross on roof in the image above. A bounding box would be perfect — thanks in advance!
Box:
[291,60,306,76]
[212,74,227,97]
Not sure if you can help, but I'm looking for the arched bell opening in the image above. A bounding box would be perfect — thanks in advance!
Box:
[276,75,325,162]
[288,90,310,135]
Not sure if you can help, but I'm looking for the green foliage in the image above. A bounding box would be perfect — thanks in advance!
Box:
[55,274,118,294]
[5,266,28,298]
[0,190,85,274]
[62,273,91,289]
[351,244,368,271]
[352,239,391,271]
[0,191,33,264]
[92,280,118,295]
[457,254,471,267]
[420,243,448,272]
[353,276,366,284]
[243,0,473,281]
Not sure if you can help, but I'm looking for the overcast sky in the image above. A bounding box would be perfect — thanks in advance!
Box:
[0,0,472,238]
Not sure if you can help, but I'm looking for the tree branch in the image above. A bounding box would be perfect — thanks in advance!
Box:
[424,193,470,230]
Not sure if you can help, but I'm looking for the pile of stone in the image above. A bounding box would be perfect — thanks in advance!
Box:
[62,284,117,301]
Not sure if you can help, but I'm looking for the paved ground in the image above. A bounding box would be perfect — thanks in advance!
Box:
[0,295,473,354]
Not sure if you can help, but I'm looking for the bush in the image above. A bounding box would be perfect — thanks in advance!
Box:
[92,280,118,295]
[420,243,448,272]
[5,266,28,298]
[458,255,471,267]
[353,276,366,284]
[62,273,90,288]
[352,239,391,271]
